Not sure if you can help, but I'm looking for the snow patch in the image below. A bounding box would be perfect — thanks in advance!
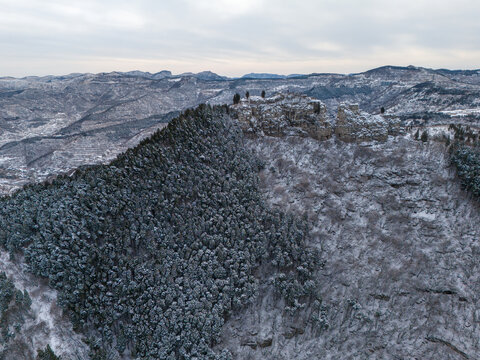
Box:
[440,109,480,117]
[413,210,436,221]
[0,251,89,359]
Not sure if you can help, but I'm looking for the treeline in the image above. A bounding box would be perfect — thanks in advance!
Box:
[449,124,480,199]
[0,105,320,359]
[451,145,480,198]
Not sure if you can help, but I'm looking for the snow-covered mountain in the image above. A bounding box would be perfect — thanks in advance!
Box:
[223,95,480,359]
[1,66,480,194]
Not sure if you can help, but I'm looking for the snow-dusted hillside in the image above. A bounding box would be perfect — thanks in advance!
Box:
[1,68,480,359]
[0,252,89,359]
[1,66,480,194]
[218,133,480,359]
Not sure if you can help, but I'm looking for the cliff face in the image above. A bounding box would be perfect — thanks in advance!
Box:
[219,134,480,360]
[220,95,480,359]
[230,94,332,140]
[335,103,403,142]
[230,94,403,143]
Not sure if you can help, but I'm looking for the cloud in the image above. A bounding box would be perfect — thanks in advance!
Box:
[0,0,479,77]
[187,0,264,19]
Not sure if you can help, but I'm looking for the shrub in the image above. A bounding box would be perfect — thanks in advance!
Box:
[37,345,61,360]
[421,130,428,142]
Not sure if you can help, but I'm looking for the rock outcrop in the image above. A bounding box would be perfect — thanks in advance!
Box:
[335,103,403,142]
[230,94,333,140]
[231,95,403,143]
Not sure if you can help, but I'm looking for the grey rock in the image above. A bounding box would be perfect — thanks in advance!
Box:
[335,103,393,142]
[230,93,332,140]
[229,95,403,144]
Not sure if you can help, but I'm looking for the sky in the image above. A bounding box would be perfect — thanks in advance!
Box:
[1,0,479,77]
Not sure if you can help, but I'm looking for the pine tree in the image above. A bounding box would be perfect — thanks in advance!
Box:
[37,345,61,360]
[233,93,241,105]
[421,130,428,142]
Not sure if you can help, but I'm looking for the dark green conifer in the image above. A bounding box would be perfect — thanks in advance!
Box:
[233,93,241,104]
[36,345,61,360]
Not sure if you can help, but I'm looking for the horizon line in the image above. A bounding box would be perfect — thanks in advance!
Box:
[2,64,480,81]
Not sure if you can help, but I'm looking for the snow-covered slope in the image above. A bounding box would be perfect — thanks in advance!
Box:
[0,92,480,358]
[1,66,480,194]
[1,67,480,359]
[219,133,480,359]
[0,252,89,359]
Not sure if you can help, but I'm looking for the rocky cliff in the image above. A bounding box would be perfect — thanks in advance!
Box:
[217,93,480,359]
[335,103,403,142]
[230,94,332,140]
[230,94,403,143]
[219,131,480,360]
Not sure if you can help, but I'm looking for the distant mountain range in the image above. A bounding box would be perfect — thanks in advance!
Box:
[4,65,479,82]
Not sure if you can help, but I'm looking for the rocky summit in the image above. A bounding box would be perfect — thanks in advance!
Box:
[230,94,332,140]
[335,103,403,142]
[230,94,404,143]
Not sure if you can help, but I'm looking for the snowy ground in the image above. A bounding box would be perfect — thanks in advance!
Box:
[220,134,480,359]
[441,109,480,117]
[0,251,89,360]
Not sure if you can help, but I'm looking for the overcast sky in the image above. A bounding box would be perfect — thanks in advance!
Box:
[1,0,479,77]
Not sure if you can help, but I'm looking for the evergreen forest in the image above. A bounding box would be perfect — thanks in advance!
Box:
[0,105,320,359]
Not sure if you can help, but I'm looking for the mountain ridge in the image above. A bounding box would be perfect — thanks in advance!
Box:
[0,64,479,196]
[1,97,480,358]
[4,65,480,82]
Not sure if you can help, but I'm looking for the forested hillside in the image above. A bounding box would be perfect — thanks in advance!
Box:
[0,105,319,359]
[449,126,480,199]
